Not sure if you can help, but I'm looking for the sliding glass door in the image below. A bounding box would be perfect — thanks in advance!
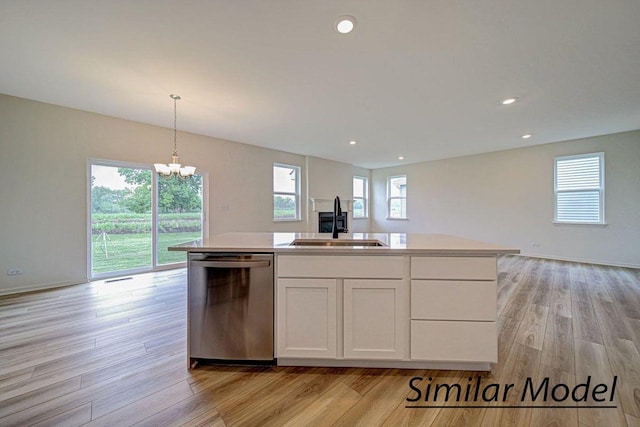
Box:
[157,175,203,265]
[90,162,153,277]
[89,159,204,279]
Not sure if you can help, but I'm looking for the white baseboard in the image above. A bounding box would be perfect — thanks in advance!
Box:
[278,358,491,371]
[0,279,85,297]
[515,252,639,269]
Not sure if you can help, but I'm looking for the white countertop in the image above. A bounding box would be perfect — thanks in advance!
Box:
[170,232,520,256]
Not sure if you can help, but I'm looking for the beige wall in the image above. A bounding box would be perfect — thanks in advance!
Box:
[0,95,326,293]
[2,93,636,294]
[371,131,640,268]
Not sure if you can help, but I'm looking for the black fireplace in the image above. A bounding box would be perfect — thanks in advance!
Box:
[318,211,348,233]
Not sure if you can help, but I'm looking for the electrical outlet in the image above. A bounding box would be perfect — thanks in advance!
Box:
[531,242,541,248]
[7,268,23,276]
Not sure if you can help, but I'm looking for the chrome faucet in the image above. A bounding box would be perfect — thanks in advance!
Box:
[332,196,343,239]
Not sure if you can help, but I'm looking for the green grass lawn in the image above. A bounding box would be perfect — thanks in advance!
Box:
[91,231,201,275]
[274,208,297,220]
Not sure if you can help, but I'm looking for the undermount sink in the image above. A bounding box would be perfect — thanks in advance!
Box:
[289,239,386,247]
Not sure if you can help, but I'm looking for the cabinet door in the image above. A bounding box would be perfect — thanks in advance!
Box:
[343,279,405,359]
[276,278,337,358]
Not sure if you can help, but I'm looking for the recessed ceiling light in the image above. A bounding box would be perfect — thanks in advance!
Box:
[336,16,356,34]
[521,134,533,139]
[349,140,357,145]
[501,97,518,105]
[398,156,405,160]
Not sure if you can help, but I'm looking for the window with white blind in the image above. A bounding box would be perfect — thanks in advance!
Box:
[554,152,604,224]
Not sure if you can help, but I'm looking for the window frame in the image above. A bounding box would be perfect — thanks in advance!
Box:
[87,158,208,281]
[352,176,369,219]
[386,174,408,220]
[88,159,154,280]
[273,163,301,222]
[553,152,605,225]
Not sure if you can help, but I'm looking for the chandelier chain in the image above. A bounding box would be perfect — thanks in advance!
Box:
[154,93,195,179]
[173,96,178,156]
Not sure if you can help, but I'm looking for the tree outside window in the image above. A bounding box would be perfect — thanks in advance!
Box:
[273,164,300,221]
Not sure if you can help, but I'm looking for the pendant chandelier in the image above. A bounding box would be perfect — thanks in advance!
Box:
[154,94,196,179]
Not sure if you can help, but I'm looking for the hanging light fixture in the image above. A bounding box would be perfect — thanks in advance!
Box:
[154,94,196,179]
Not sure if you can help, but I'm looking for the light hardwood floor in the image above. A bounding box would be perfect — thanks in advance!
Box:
[0,256,639,426]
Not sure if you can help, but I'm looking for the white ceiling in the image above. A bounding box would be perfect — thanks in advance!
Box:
[1,0,639,168]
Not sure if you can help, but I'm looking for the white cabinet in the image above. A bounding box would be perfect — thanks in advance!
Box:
[411,280,496,321]
[276,255,406,361]
[409,256,498,364]
[276,278,337,358]
[277,255,404,278]
[343,280,406,359]
[411,256,496,280]
[275,254,498,368]
[411,320,497,362]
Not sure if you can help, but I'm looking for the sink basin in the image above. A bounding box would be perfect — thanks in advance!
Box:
[290,239,386,247]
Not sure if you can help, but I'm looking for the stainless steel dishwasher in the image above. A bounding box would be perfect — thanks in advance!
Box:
[188,253,274,364]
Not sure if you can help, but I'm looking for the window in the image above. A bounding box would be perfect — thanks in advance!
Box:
[273,163,300,221]
[387,175,407,219]
[89,159,204,279]
[353,176,368,218]
[554,152,604,224]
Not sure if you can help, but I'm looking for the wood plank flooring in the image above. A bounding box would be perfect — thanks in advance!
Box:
[0,256,639,426]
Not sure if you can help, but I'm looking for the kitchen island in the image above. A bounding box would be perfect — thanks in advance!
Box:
[171,232,519,371]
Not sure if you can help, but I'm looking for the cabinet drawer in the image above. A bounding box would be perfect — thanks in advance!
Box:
[411,320,497,363]
[411,256,496,280]
[277,255,404,278]
[411,280,496,321]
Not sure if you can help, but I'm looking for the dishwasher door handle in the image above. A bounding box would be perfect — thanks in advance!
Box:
[190,259,271,268]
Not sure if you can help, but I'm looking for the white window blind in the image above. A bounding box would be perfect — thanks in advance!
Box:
[554,153,604,224]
